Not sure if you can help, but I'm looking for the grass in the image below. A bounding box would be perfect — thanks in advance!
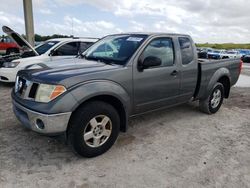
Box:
[196,43,250,50]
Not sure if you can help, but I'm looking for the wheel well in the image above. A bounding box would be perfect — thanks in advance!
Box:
[72,95,127,132]
[218,76,230,98]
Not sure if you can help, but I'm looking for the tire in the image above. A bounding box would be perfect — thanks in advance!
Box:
[68,101,120,158]
[199,83,224,114]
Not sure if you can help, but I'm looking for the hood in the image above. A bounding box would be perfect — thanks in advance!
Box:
[18,58,123,87]
[25,57,83,69]
[2,26,39,56]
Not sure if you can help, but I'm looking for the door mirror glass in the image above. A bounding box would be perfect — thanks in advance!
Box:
[139,56,162,70]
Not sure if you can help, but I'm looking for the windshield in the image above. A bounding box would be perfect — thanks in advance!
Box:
[35,41,59,55]
[226,51,237,54]
[83,34,148,65]
[213,50,220,53]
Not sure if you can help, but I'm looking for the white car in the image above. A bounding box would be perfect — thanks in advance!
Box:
[220,50,242,59]
[0,27,98,82]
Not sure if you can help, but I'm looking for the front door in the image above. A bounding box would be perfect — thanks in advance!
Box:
[133,37,181,113]
[50,41,79,61]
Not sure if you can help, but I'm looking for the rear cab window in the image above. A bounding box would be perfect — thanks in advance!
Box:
[178,37,194,65]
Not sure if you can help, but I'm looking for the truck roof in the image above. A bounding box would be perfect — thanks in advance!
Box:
[110,32,191,37]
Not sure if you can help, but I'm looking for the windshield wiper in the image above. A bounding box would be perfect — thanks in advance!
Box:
[85,56,117,65]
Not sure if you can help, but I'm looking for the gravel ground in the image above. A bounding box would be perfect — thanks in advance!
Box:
[0,66,250,188]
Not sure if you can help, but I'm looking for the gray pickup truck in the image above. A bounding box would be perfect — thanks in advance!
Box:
[12,33,242,157]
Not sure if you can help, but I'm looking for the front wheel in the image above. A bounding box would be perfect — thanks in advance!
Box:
[199,83,224,114]
[68,101,120,158]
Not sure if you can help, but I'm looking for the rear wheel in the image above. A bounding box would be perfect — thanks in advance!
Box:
[199,83,224,114]
[68,101,120,157]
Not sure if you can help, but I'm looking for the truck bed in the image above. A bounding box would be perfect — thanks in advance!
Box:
[195,58,241,100]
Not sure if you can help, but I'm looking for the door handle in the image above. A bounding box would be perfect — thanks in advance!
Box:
[170,70,178,76]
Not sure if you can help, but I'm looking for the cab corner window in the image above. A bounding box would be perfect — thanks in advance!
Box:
[141,38,174,68]
[178,37,194,65]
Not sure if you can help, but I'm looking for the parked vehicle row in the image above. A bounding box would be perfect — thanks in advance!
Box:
[11,32,242,157]
[208,49,225,59]
[241,55,250,63]
[198,47,243,60]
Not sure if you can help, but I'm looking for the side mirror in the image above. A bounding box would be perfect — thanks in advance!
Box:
[49,49,55,56]
[138,56,162,70]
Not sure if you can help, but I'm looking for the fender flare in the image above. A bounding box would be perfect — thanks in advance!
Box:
[68,80,131,132]
[203,68,231,100]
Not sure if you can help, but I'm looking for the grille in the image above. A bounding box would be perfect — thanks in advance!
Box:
[15,76,37,100]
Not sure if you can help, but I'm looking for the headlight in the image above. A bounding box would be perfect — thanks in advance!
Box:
[2,61,20,68]
[35,84,66,103]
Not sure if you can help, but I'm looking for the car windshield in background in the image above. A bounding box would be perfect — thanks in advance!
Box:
[226,51,237,54]
[35,41,59,55]
[213,50,220,53]
[83,34,148,65]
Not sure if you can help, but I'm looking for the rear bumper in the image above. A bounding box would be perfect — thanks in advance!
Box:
[0,68,17,82]
[12,100,72,135]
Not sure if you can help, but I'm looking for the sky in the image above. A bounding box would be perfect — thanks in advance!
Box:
[0,0,250,43]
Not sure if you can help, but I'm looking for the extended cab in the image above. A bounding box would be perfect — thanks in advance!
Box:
[12,33,242,157]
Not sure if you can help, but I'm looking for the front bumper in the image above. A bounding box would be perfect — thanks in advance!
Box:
[12,100,72,135]
[0,68,17,82]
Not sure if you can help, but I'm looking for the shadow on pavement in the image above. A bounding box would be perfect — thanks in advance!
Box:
[0,82,15,88]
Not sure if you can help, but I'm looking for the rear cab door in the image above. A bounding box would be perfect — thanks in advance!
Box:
[177,36,198,102]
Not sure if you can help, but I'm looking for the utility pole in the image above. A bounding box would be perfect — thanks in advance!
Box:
[23,0,35,46]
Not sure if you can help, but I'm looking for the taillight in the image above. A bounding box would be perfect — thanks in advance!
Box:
[239,60,243,74]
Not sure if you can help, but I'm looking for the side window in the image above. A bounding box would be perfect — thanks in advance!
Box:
[79,42,93,53]
[178,37,194,65]
[54,42,79,56]
[141,38,174,67]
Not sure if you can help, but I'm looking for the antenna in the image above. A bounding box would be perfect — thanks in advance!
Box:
[71,18,74,37]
